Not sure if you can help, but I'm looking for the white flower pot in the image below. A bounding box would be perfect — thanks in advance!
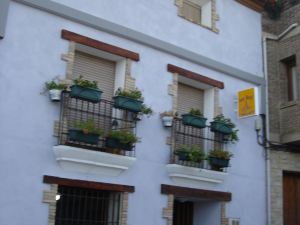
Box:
[49,89,62,101]
[162,116,173,127]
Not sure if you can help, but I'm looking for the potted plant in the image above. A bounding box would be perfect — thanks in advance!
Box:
[106,130,138,151]
[135,104,154,120]
[175,145,205,163]
[160,111,177,127]
[70,76,103,103]
[68,119,103,145]
[182,108,207,128]
[208,149,233,171]
[264,0,283,20]
[113,88,144,113]
[210,114,236,135]
[45,80,67,101]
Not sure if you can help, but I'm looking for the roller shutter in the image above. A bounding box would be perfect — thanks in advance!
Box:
[181,0,201,23]
[177,82,204,115]
[73,51,116,101]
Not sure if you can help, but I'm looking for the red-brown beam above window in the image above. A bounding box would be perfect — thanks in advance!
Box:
[236,0,264,12]
[61,29,140,61]
[44,175,135,193]
[167,64,224,89]
[161,184,232,202]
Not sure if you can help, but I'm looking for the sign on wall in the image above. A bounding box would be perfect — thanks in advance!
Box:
[237,87,259,118]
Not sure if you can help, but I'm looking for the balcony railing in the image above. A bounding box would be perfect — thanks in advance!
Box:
[170,118,228,169]
[58,92,137,157]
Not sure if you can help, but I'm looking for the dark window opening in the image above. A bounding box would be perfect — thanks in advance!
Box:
[173,199,194,225]
[282,56,297,101]
[55,185,121,225]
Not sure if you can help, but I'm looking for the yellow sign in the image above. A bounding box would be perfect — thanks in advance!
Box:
[238,87,258,118]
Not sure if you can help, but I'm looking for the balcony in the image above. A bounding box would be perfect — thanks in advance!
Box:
[280,101,300,144]
[54,92,137,176]
[167,118,229,188]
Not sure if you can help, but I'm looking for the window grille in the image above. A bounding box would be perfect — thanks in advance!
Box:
[55,185,121,225]
[171,118,228,169]
[173,200,194,225]
[58,92,137,157]
[229,218,240,225]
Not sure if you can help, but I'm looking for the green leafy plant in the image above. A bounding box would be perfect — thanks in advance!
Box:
[160,111,177,118]
[45,81,67,90]
[212,114,239,143]
[115,88,143,101]
[107,130,138,145]
[141,104,153,116]
[74,76,98,89]
[213,114,235,128]
[264,0,283,20]
[188,108,203,117]
[175,145,205,162]
[208,149,233,160]
[228,129,239,143]
[73,119,103,135]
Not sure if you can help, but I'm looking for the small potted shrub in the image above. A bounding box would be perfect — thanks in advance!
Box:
[106,130,138,151]
[68,119,103,145]
[160,111,177,127]
[210,114,236,135]
[175,145,205,163]
[182,108,207,128]
[208,149,233,171]
[45,80,67,101]
[135,104,154,120]
[113,88,144,113]
[264,0,283,20]
[70,76,103,103]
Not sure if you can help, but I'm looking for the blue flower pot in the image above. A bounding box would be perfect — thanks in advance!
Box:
[113,96,143,113]
[70,85,102,103]
[182,114,207,128]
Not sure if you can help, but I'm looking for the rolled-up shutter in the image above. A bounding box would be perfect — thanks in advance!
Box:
[177,82,204,115]
[73,51,116,101]
[181,0,201,23]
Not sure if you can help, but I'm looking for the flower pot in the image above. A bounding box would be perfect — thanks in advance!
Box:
[68,129,99,145]
[210,121,233,135]
[49,89,62,101]
[162,116,173,127]
[182,114,207,128]
[70,85,102,103]
[209,157,229,168]
[176,152,189,161]
[105,137,133,151]
[113,96,143,113]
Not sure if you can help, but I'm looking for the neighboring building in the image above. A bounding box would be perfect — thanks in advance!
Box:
[0,1,265,225]
[263,1,300,225]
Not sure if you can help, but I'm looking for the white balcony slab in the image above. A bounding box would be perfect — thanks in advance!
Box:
[166,164,227,188]
[53,145,136,176]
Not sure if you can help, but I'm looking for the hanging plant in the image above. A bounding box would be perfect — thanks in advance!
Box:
[264,0,283,20]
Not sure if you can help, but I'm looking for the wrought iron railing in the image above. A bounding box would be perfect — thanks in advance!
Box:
[171,118,228,169]
[58,92,137,157]
[56,185,121,225]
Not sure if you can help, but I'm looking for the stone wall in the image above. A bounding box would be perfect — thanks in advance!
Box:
[270,151,300,225]
[263,1,300,35]
[263,2,300,225]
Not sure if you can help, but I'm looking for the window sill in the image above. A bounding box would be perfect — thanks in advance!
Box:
[53,145,136,176]
[280,100,299,109]
[166,164,227,188]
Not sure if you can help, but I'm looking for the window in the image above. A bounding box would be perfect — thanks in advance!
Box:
[175,0,213,28]
[55,185,121,225]
[177,82,204,115]
[73,50,117,101]
[173,199,194,225]
[283,56,298,101]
